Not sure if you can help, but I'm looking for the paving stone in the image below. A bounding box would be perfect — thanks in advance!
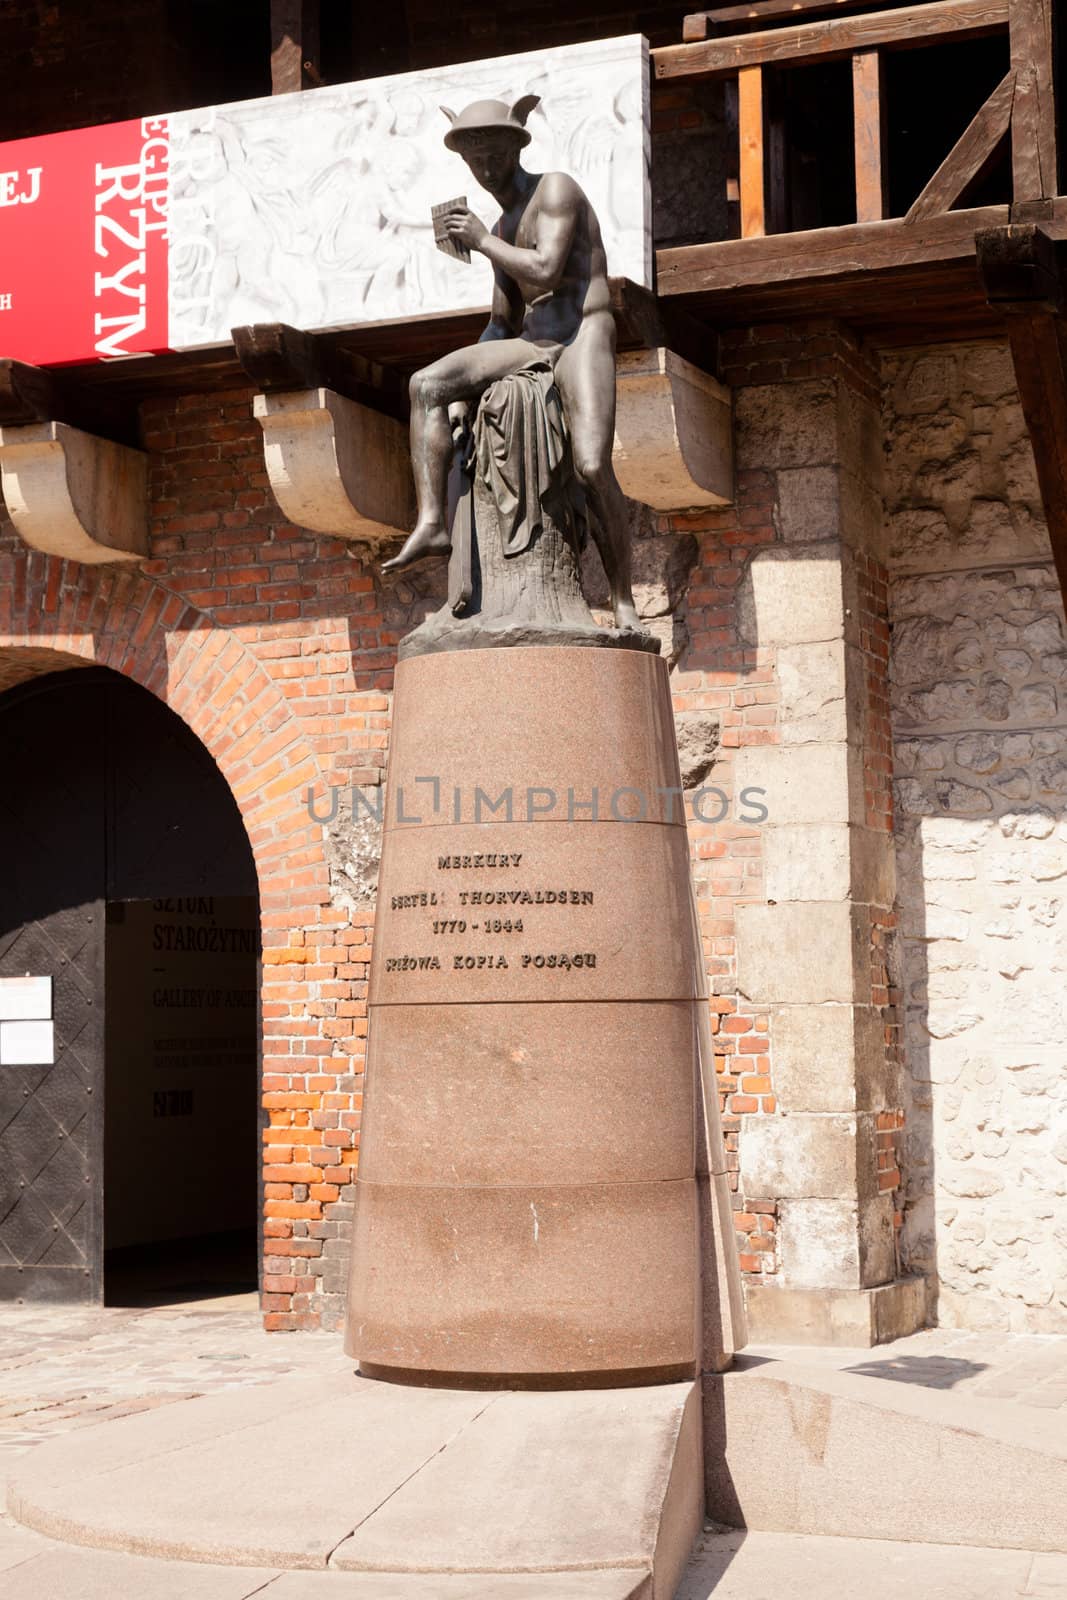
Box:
[1026,1552,1067,1597]
[0,1543,281,1599]
[0,1519,48,1574]
[679,1530,1035,1599]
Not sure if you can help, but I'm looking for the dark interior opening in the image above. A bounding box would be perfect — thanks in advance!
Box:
[165,0,271,111]
[884,34,1013,220]
[763,59,857,235]
[103,894,260,1308]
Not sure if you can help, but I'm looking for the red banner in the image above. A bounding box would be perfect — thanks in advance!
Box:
[0,116,170,366]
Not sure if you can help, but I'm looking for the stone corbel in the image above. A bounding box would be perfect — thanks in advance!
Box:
[0,419,147,564]
[613,346,734,511]
[237,322,414,544]
[0,358,147,563]
[252,387,415,543]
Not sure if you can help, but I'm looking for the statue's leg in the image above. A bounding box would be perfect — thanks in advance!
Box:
[382,338,537,575]
[554,319,641,632]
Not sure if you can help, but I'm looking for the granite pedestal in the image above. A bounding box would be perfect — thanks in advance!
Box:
[345,646,715,1386]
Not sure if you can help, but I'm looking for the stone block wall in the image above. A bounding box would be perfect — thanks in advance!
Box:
[885,341,1067,1334]
[716,327,908,1339]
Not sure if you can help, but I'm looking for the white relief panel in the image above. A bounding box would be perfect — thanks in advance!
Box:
[166,35,651,350]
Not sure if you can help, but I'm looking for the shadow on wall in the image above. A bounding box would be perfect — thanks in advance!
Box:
[885,342,1067,1336]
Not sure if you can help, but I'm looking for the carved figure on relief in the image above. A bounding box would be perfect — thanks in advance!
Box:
[382,93,641,635]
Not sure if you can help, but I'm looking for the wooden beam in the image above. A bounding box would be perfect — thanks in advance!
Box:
[1009,0,1057,200]
[271,0,320,94]
[977,225,1067,603]
[608,280,721,373]
[904,69,1015,223]
[683,0,911,41]
[233,322,407,418]
[0,357,135,445]
[853,51,888,222]
[656,202,1011,295]
[0,359,62,427]
[976,219,1063,307]
[655,0,1009,80]
[738,66,767,237]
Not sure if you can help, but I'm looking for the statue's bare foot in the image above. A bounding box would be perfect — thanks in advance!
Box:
[612,598,643,633]
[382,522,452,574]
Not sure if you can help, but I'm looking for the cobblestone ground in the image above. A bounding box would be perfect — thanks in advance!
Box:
[750,1327,1067,1411]
[2,1309,1064,1476]
[0,1297,349,1495]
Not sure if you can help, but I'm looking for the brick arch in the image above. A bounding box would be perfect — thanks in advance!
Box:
[0,550,361,1329]
[0,552,331,940]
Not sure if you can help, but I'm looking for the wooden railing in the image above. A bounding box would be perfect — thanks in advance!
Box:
[653,0,1056,238]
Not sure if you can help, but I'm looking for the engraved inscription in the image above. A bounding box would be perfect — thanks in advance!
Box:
[459,889,592,905]
[522,953,596,969]
[379,853,603,983]
[438,854,522,869]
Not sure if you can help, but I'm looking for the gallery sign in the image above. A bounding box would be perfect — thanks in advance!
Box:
[0,36,650,369]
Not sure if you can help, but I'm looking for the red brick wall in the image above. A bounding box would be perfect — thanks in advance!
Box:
[0,384,404,1329]
[662,474,780,1277]
[0,0,269,141]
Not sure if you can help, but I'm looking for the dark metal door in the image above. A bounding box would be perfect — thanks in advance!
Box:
[0,680,106,1302]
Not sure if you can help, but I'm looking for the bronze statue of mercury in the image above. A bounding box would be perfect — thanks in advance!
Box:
[381,93,642,634]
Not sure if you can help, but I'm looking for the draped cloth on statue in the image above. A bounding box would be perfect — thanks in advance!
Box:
[447,358,586,619]
[399,360,657,660]
[475,360,578,559]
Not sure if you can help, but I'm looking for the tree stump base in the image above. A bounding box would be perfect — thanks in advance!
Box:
[399,364,658,661]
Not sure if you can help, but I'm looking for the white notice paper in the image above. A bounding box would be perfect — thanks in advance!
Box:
[0,1019,55,1065]
[0,975,52,1021]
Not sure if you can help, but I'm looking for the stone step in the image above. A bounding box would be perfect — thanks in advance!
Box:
[0,1520,652,1600]
[7,1373,700,1599]
[705,1354,1067,1552]
[681,1529,1067,1599]
[6,1515,1065,1600]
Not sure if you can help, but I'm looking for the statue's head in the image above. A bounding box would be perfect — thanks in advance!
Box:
[440,95,540,192]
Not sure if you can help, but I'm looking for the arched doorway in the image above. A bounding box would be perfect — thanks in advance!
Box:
[0,665,260,1305]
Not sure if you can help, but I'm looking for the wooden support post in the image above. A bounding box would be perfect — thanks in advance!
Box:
[271,0,320,94]
[1009,0,1057,201]
[853,50,887,222]
[738,65,766,239]
[977,225,1067,605]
